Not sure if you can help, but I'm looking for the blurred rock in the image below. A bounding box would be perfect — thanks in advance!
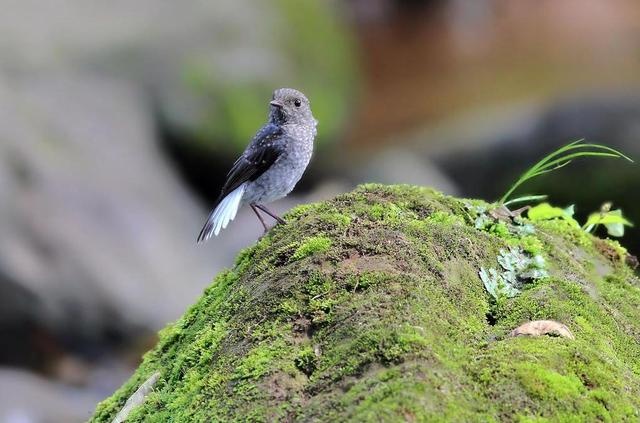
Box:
[0,71,351,379]
[0,0,355,153]
[0,367,100,423]
[0,0,356,375]
[0,74,225,363]
[346,148,459,195]
[345,0,640,147]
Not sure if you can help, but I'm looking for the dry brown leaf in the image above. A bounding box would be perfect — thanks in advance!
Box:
[489,205,530,222]
[510,320,575,340]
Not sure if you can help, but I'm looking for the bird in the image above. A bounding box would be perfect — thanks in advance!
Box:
[197,88,317,243]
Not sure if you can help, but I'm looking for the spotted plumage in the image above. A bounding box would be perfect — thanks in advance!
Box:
[197,88,317,242]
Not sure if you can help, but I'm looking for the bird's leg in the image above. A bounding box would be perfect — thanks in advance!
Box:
[250,203,269,233]
[255,204,286,225]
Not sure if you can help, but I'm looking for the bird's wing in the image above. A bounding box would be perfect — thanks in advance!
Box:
[220,124,286,197]
[197,124,286,242]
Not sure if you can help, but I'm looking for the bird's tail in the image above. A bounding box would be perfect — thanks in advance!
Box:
[197,184,246,243]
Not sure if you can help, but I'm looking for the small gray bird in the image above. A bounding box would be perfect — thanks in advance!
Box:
[197,88,317,242]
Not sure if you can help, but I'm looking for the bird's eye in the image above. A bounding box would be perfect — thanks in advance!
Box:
[294,99,301,107]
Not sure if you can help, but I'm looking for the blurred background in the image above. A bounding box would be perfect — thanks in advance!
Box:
[1,0,639,421]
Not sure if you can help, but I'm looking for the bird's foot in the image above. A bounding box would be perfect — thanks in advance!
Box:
[254,204,286,225]
[251,203,286,239]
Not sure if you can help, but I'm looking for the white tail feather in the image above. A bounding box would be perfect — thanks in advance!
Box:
[204,184,246,240]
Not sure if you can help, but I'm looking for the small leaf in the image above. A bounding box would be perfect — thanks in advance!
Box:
[583,209,633,237]
[606,222,625,237]
[527,203,580,227]
[604,210,629,237]
[514,223,536,236]
[479,267,499,299]
[528,203,565,220]
[563,204,575,218]
[475,215,491,230]
[480,248,547,299]
[584,210,633,227]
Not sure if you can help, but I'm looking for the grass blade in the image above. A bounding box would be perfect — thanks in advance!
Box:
[504,195,549,207]
[500,140,633,204]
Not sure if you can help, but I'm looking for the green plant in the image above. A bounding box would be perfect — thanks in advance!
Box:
[500,139,633,205]
[583,204,634,237]
[479,247,548,299]
[527,203,633,238]
[527,203,579,227]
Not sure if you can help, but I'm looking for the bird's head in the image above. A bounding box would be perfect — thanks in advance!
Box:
[268,88,316,127]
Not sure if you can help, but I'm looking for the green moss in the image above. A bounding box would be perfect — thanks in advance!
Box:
[233,337,288,380]
[516,363,585,400]
[284,202,318,221]
[291,236,332,261]
[278,298,301,315]
[537,219,593,248]
[91,184,640,422]
[598,238,629,264]
[345,271,394,291]
[489,221,513,239]
[294,346,317,375]
[425,210,466,226]
[518,235,545,256]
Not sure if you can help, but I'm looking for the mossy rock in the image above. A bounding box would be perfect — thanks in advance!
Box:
[91,184,640,422]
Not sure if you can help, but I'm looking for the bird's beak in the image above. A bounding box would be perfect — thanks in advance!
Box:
[270,100,283,108]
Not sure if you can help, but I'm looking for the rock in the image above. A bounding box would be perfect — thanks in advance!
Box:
[0,0,355,414]
[0,368,101,423]
[0,74,221,356]
[0,0,354,153]
[91,184,640,421]
[346,148,459,195]
[0,69,349,365]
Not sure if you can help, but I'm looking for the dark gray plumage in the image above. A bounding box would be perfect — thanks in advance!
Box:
[197,88,317,242]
